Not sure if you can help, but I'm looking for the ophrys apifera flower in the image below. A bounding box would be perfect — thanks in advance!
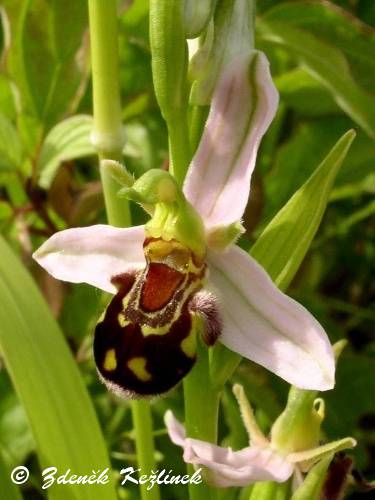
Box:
[33,52,335,397]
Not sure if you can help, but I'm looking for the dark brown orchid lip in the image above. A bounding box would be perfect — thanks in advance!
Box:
[93,237,221,398]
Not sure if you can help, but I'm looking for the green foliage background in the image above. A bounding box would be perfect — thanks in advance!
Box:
[0,1,374,499]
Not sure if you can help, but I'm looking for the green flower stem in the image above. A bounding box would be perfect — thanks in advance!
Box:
[100,165,131,228]
[183,340,221,500]
[131,401,160,500]
[88,2,159,499]
[88,0,130,228]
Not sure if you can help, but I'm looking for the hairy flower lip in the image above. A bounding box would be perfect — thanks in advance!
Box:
[33,51,335,391]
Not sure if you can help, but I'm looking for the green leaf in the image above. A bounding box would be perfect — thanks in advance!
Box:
[1,0,88,127]
[0,114,23,171]
[0,235,117,500]
[291,455,332,500]
[257,13,375,139]
[37,115,95,189]
[251,130,356,290]
[0,449,23,500]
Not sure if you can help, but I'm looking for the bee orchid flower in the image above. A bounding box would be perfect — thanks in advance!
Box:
[164,385,356,488]
[33,52,335,397]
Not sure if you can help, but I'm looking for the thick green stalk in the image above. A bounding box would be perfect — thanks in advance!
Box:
[88,3,159,499]
[88,0,130,227]
[131,400,161,500]
[183,342,221,500]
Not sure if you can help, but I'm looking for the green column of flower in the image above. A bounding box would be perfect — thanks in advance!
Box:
[87,2,160,499]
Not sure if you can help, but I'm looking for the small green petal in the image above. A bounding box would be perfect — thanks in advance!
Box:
[207,222,245,251]
[288,437,356,471]
[232,384,269,447]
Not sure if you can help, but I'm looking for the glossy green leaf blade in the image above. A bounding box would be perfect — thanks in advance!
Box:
[0,235,117,500]
[257,18,375,139]
[251,130,355,290]
[211,130,355,385]
[0,450,23,500]
[37,115,95,188]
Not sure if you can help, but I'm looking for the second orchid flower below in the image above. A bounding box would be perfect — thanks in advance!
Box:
[165,384,356,490]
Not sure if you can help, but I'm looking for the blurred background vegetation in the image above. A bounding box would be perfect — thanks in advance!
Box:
[0,0,374,498]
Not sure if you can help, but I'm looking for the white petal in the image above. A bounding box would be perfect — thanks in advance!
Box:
[164,412,293,487]
[164,410,187,446]
[207,246,335,391]
[192,446,293,487]
[183,51,278,231]
[33,224,145,293]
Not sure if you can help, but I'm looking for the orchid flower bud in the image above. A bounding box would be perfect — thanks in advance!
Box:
[183,0,214,39]
[190,0,255,105]
[150,0,189,123]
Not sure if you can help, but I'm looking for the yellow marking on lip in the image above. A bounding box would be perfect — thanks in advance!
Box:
[103,349,117,371]
[122,294,131,310]
[181,332,196,358]
[118,313,129,327]
[141,323,171,336]
[127,357,152,381]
